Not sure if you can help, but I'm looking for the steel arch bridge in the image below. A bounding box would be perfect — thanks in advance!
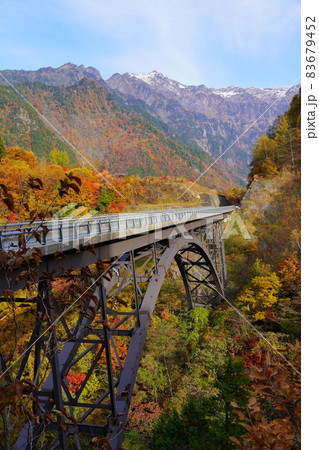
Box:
[0,206,234,449]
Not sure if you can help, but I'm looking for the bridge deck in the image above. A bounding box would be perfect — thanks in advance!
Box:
[0,206,235,256]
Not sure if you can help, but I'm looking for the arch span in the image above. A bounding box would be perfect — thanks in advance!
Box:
[137,235,224,317]
[105,235,224,448]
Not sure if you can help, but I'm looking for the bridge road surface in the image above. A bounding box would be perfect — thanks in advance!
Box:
[0,205,235,257]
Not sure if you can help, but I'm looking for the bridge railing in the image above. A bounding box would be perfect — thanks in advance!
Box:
[0,206,234,251]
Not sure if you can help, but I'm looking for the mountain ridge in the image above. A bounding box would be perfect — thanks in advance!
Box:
[125,70,294,100]
[0,63,103,87]
[105,70,299,181]
[0,77,239,189]
[0,63,299,184]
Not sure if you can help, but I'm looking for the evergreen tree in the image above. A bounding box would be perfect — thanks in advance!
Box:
[274,115,295,167]
[97,188,115,212]
[0,135,6,159]
[215,354,250,433]
[151,354,250,449]
[286,89,301,129]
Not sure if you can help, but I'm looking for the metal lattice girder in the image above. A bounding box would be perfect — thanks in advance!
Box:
[175,244,223,308]
[193,220,227,288]
[0,212,230,450]
[106,236,225,449]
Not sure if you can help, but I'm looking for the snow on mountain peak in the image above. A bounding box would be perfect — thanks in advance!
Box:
[128,71,163,83]
[128,71,187,91]
[123,72,298,103]
[212,89,239,98]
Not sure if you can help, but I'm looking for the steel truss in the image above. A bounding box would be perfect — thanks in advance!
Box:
[1,221,227,450]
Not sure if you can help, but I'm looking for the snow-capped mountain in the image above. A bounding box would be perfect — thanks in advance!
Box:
[127,71,188,92]
[106,71,299,180]
[114,70,295,103]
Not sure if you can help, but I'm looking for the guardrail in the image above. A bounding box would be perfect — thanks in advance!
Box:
[0,206,234,251]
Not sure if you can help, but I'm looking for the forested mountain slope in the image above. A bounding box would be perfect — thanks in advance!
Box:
[106,71,299,182]
[0,84,77,163]
[1,63,299,185]
[0,79,237,189]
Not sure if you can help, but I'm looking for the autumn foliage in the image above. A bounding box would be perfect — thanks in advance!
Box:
[0,144,222,222]
[230,344,301,449]
[0,88,301,449]
[249,90,301,182]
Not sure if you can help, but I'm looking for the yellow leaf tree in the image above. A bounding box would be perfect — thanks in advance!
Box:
[236,260,286,320]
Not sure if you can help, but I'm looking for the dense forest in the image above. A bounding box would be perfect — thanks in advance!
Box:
[0,79,239,189]
[0,142,224,222]
[0,89,301,448]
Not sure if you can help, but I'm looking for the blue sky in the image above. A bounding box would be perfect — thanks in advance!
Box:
[0,0,300,88]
